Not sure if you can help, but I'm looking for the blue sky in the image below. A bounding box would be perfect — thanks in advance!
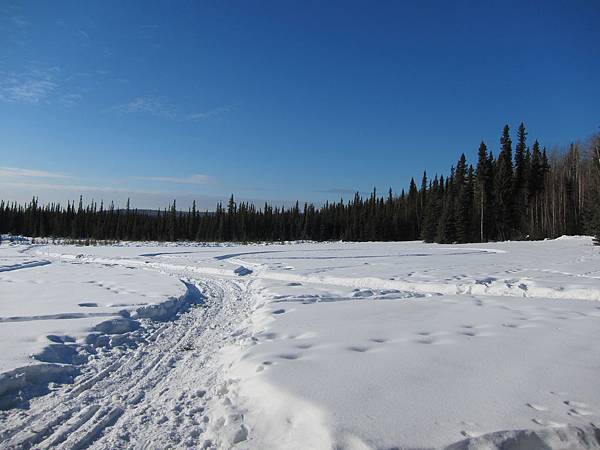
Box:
[1,1,599,209]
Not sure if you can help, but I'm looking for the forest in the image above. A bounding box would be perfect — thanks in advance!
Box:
[1,124,599,245]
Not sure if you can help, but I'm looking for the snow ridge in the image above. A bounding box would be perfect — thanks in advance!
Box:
[445,424,600,450]
[0,279,204,411]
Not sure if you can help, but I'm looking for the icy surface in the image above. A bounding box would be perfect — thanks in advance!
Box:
[0,237,599,449]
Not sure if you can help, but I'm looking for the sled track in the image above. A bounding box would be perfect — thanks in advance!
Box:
[0,275,254,450]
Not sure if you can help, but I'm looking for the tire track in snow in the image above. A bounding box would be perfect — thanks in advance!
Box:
[0,257,255,449]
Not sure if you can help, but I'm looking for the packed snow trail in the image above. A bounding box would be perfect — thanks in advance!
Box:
[0,263,256,449]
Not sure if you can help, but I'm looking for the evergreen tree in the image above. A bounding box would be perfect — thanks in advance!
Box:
[590,136,600,244]
[494,125,514,240]
[513,122,529,234]
[0,124,597,245]
[476,141,492,242]
[454,154,470,243]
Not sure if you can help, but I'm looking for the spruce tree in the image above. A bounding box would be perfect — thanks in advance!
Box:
[421,176,440,242]
[0,123,596,245]
[514,123,528,188]
[529,141,543,196]
[513,122,529,234]
[591,136,600,245]
[454,154,470,243]
[494,125,514,240]
[476,141,492,242]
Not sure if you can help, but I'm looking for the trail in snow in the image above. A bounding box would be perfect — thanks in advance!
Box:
[1,238,600,449]
[0,260,51,273]
[0,275,254,450]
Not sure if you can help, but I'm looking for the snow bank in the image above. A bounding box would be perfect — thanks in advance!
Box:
[446,424,600,450]
[0,244,206,409]
[0,277,203,409]
[134,281,204,321]
[0,364,79,410]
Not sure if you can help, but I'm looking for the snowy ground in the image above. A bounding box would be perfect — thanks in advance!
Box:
[1,237,600,449]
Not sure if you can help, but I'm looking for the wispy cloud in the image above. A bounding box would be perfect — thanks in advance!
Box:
[0,166,72,179]
[111,96,238,121]
[187,104,238,120]
[133,174,212,185]
[111,96,176,119]
[0,63,108,108]
[0,67,59,104]
[58,93,83,108]
[0,180,134,194]
[11,15,28,28]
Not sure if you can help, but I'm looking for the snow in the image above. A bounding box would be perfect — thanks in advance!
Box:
[0,244,185,373]
[1,237,600,449]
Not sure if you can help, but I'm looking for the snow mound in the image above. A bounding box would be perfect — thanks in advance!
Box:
[134,281,204,321]
[0,279,204,410]
[446,424,600,450]
[93,317,140,335]
[0,364,78,410]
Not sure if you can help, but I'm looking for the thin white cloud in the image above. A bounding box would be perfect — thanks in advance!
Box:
[0,166,72,179]
[0,65,104,107]
[11,15,28,28]
[187,104,238,120]
[14,182,129,193]
[111,96,238,121]
[133,174,212,185]
[0,180,160,195]
[111,96,176,119]
[58,93,83,108]
[0,68,59,104]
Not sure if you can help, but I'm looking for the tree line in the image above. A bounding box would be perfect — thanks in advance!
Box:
[1,124,599,245]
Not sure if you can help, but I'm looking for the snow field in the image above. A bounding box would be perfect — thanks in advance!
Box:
[0,237,599,449]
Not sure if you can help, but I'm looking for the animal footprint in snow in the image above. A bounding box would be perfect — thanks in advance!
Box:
[257,360,274,372]
[347,346,369,353]
[564,400,589,408]
[550,390,568,396]
[260,332,278,340]
[532,418,566,427]
[78,302,98,307]
[565,400,593,416]
[295,343,313,349]
[526,403,548,411]
[460,430,483,438]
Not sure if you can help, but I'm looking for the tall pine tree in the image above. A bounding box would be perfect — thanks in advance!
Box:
[513,122,529,234]
[476,141,492,242]
[494,125,514,240]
